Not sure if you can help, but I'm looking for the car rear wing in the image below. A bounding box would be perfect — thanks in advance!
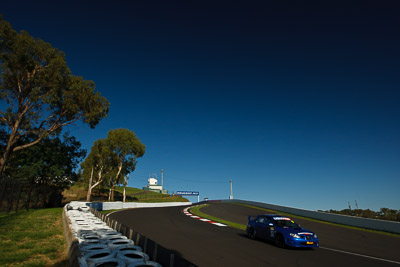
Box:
[248,215,257,221]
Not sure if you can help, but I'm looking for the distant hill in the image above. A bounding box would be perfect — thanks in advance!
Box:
[63,184,189,204]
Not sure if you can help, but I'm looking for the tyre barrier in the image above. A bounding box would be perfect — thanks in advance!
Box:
[109,239,135,250]
[78,257,126,267]
[64,201,164,267]
[80,244,110,253]
[114,245,143,253]
[99,231,122,238]
[105,235,127,241]
[84,250,116,265]
[92,258,126,267]
[127,261,162,267]
[117,251,149,265]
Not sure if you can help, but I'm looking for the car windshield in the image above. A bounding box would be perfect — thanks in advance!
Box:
[273,217,300,228]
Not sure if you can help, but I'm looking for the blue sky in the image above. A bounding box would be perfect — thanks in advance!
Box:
[2,0,399,211]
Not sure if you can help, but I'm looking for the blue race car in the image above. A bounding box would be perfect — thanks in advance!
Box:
[246,214,319,248]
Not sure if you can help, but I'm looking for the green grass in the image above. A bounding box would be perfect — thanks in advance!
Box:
[114,186,189,203]
[0,208,68,267]
[189,204,247,230]
[63,184,189,203]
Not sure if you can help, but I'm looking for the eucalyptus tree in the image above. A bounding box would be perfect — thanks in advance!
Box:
[0,15,109,176]
[81,129,145,202]
[81,138,117,202]
[106,129,145,201]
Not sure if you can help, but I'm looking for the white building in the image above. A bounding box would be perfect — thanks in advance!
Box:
[143,177,167,194]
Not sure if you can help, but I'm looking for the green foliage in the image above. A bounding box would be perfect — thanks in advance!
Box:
[80,129,145,201]
[106,128,146,187]
[326,207,400,222]
[0,15,109,175]
[6,133,86,184]
[81,138,116,181]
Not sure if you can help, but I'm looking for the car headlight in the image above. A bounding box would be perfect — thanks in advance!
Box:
[314,234,318,238]
[290,233,301,238]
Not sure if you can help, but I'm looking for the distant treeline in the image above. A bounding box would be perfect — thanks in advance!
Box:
[323,208,400,222]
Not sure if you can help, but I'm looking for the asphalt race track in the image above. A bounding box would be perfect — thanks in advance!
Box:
[109,203,400,267]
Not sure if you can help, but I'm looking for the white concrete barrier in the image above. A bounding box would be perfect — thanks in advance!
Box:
[88,201,191,211]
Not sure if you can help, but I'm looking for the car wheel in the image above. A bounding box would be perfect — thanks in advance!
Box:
[275,234,285,248]
[246,227,256,239]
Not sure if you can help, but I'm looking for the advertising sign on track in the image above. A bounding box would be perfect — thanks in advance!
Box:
[175,191,199,196]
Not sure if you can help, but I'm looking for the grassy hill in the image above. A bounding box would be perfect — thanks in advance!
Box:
[63,184,189,203]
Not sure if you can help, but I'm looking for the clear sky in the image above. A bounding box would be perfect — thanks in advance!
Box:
[2,0,399,211]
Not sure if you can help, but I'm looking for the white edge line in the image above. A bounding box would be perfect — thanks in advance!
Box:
[183,206,226,227]
[320,247,400,265]
[212,223,227,227]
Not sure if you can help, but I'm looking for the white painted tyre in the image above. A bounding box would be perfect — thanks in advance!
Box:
[90,258,126,267]
[109,239,134,249]
[105,234,126,241]
[80,243,110,253]
[116,251,149,264]
[84,250,116,265]
[113,245,142,253]
[127,261,162,267]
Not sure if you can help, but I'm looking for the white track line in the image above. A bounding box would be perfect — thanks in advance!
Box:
[320,247,400,265]
[183,207,227,227]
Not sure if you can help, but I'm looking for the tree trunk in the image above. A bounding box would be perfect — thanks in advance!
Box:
[15,184,22,212]
[42,182,48,208]
[111,161,123,202]
[7,180,16,214]
[26,185,33,211]
[123,187,126,202]
[87,166,103,202]
[111,185,115,201]
[86,167,94,202]
[123,174,129,203]
[0,180,8,211]
[34,185,41,209]
[0,111,24,177]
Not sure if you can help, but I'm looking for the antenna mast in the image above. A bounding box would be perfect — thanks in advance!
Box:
[229,179,233,200]
[161,169,164,187]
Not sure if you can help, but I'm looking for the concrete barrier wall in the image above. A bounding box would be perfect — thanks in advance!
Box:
[88,201,192,211]
[222,199,400,234]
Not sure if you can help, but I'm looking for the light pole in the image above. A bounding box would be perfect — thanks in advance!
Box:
[229,179,233,200]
